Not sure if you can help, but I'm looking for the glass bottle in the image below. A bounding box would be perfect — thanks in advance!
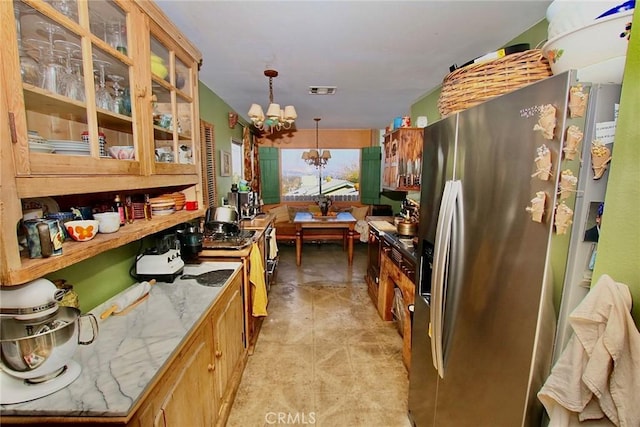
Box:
[125,196,134,224]
[144,194,152,220]
[114,195,125,226]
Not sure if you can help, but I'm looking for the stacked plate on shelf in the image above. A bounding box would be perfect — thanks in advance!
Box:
[49,140,91,156]
[169,192,186,211]
[148,196,175,216]
[28,131,55,154]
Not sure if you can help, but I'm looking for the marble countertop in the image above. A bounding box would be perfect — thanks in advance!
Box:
[1,261,242,418]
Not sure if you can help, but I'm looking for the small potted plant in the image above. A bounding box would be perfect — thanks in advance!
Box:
[315,194,332,216]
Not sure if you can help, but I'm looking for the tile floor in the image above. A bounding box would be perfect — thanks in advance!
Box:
[226,243,412,427]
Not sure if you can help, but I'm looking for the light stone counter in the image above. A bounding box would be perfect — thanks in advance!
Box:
[0,261,242,418]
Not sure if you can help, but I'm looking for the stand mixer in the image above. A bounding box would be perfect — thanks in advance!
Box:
[0,279,98,404]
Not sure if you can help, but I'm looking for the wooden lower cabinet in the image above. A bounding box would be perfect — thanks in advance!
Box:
[378,253,415,370]
[131,271,245,427]
[135,330,218,427]
[212,276,245,424]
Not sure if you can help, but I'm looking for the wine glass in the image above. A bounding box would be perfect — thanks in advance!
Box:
[108,74,124,114]
[46,0,78,20]
[94,60,112,110]
[36,22,66,94]
[55,40,84,101]
[68,58,85,102]
[14,5,41,86]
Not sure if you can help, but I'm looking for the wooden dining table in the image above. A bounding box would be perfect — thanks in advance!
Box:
[293,212,357,266]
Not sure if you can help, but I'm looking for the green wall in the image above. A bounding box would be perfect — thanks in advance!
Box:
[198,81,245,203]
[46,242,141,313]
[592,10,640,325]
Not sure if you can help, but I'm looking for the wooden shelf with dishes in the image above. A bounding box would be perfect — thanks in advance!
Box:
[7,208,205,286]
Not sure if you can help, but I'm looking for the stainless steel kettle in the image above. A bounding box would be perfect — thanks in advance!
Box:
[208,205,238,223]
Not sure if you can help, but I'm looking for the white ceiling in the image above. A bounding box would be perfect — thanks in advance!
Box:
[155,0,552,130]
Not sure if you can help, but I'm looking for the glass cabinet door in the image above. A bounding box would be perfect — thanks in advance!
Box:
[150,30,196,173]
[11,0,138,176]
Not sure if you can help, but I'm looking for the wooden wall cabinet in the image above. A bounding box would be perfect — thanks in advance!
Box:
[0,0,204,285]
[382,128,423,191]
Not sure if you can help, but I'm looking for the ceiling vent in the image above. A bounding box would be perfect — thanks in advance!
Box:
[308,86,337,95]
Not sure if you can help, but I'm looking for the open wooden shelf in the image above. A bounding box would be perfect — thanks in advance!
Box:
[7,209,204,285]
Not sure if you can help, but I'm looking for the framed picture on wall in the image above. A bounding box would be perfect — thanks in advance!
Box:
[220,150,231,176]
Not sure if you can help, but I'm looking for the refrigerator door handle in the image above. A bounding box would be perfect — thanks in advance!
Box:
[431,180,458,377]
[433,180,462,378]
[430,180,451,373]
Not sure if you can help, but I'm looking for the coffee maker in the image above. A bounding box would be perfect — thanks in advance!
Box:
[227,191,260,219]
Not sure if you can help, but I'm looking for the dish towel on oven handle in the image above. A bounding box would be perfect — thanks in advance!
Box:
[269,227,278,259]
[249,242,268,316]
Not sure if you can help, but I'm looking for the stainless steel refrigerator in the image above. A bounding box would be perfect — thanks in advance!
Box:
[408,72,621,426]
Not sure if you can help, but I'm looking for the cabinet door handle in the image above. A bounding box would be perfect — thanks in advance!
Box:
[208,363,215,372]
[135,84,147,98]
[8,113,18,144]
[215,350,222,358]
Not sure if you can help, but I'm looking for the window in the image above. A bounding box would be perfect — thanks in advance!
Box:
[231,138,243,178]
[280,149,360,202]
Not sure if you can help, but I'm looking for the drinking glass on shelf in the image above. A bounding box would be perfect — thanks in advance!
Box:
[36,21,65,94]
[54,40,84,101]
[108,74,124,114]
[106,20,127,55]
[94,59,113,111]
[45,0,78,20]
[14,5,41,86]
[41,53,65,94]
[67,59,85,102]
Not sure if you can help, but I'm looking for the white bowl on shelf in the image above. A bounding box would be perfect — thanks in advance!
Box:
[542,10,633,84]
[93,212,120,233]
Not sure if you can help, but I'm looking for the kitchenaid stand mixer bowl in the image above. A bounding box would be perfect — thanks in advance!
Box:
[0,280,98,404]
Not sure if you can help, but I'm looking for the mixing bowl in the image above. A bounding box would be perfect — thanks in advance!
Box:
[65,220,99,241]
[0,307,98,380]
[543,10,633,84]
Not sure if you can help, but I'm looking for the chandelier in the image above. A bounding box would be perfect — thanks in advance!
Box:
[247,69,297,132]
[302,118,331,168]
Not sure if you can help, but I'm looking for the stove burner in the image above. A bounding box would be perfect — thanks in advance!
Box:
[203,229,255,240]
[202,229,255,250]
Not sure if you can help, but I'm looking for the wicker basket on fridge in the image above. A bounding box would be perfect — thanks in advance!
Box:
[437,49,552,117]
